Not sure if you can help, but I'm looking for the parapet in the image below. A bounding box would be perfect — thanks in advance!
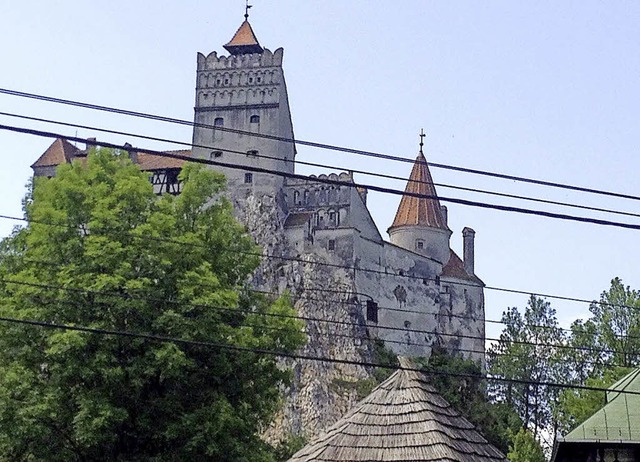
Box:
[197,47,284,71]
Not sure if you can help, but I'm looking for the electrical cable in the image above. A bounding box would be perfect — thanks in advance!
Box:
[4,123,640,233]
[0,312,637,397]
[4,110,640,221]
[2,87,640,203]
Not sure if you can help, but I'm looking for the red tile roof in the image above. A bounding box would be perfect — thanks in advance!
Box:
[31,138,193,172]
[30,138,81,168]
[389,153,448,231]
[442,250,483,284]
[136,150,192,170]
[224,20,263,55]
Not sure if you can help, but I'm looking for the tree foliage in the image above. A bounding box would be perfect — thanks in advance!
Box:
[488,295,565,440]
[0,149,305,461]
[506,428,545,462]
[421,348,521,454]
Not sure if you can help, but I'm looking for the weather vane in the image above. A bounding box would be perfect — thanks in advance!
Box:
[245,0,253,19]
[419,128,426,155]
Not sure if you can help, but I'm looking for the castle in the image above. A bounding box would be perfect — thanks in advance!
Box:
[31,15,486,437]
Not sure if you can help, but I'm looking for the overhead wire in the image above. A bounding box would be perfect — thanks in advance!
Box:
[3,123,640,233]
[2,87,640,203]
[3,110,640,221]
[0,311,637,397]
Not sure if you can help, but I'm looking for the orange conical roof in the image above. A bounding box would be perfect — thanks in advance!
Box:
[224,20,263,55]
[389,152,449,231]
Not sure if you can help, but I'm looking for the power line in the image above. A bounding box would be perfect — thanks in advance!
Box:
[4,123,640,233]
[0,311,637,397]
[1,207,638,320]
[3,276,637,359]
[4,109,640,221]
[3,87,640,203]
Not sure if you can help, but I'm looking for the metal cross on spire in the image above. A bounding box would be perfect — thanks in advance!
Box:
[245,0,253,19]
[419,128,426,155]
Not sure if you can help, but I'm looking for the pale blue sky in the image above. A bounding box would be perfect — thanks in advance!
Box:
[1,1,639,339]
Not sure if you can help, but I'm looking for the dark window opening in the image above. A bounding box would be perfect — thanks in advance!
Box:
[329,211,336,223]
[416,240,424,250]
[249,77,253,83]
[224,78,229,84]
[216,79,221,85]
[257,77,261,83]
[366,300,378,323]
[244,173,253,184]
[210,151,223,159]
[250,115,260,123]
[328,239,335,251]
[247,150,258,157]
[214,117,224,126]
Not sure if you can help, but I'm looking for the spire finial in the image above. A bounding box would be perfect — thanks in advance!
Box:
[419,129,426,155]
[245,0,252,19]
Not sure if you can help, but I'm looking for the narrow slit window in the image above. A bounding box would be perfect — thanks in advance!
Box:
[328,239,335,251]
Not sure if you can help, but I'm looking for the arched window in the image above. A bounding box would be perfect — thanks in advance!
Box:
[304,190,310,205]
[293,190,300,205]
[214,117,224,126]
[250,115,260,123]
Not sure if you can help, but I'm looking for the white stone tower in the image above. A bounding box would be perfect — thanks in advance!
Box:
[191,15,295,198]
[387,134,452,264]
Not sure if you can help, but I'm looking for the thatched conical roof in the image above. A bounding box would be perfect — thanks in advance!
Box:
[288,361,507,462]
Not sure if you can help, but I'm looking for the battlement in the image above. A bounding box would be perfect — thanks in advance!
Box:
[287,171,354,187]
[197,47,284,71]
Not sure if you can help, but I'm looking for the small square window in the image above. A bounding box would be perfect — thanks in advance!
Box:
[416,240,424,250]
[244,173,253,184]
[214,117,224,126]
[250,115,260,123]
[328,239,335,251]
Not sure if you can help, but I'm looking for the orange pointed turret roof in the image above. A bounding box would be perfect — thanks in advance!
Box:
[224,19,263,55]
[30,138,80,168]
[389,150,449,231]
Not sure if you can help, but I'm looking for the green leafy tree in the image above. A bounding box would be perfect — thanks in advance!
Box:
[488,296,565,440]
[0,149,305,461]
[421,348,521,454]
[588,277,640,368]
[507,428,545,462]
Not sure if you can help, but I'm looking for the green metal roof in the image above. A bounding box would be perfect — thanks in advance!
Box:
[564,369,640,442]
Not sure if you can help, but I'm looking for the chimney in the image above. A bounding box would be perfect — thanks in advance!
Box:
[462,227,475,275]
[124,142,138,164]
[85,137,97,153]
[440,205,448,226]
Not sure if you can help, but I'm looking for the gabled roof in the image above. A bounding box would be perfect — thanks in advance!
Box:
[563,368,640,443]
[389,153,449,232]
[288,360,507,462]
[31,138,193,174]
[31,138,81,168]
[442,250,484,285]
[224,20,263,55]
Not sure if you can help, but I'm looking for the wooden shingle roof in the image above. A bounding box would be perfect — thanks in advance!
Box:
[288,361,507,462]
[389,153,449,232]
